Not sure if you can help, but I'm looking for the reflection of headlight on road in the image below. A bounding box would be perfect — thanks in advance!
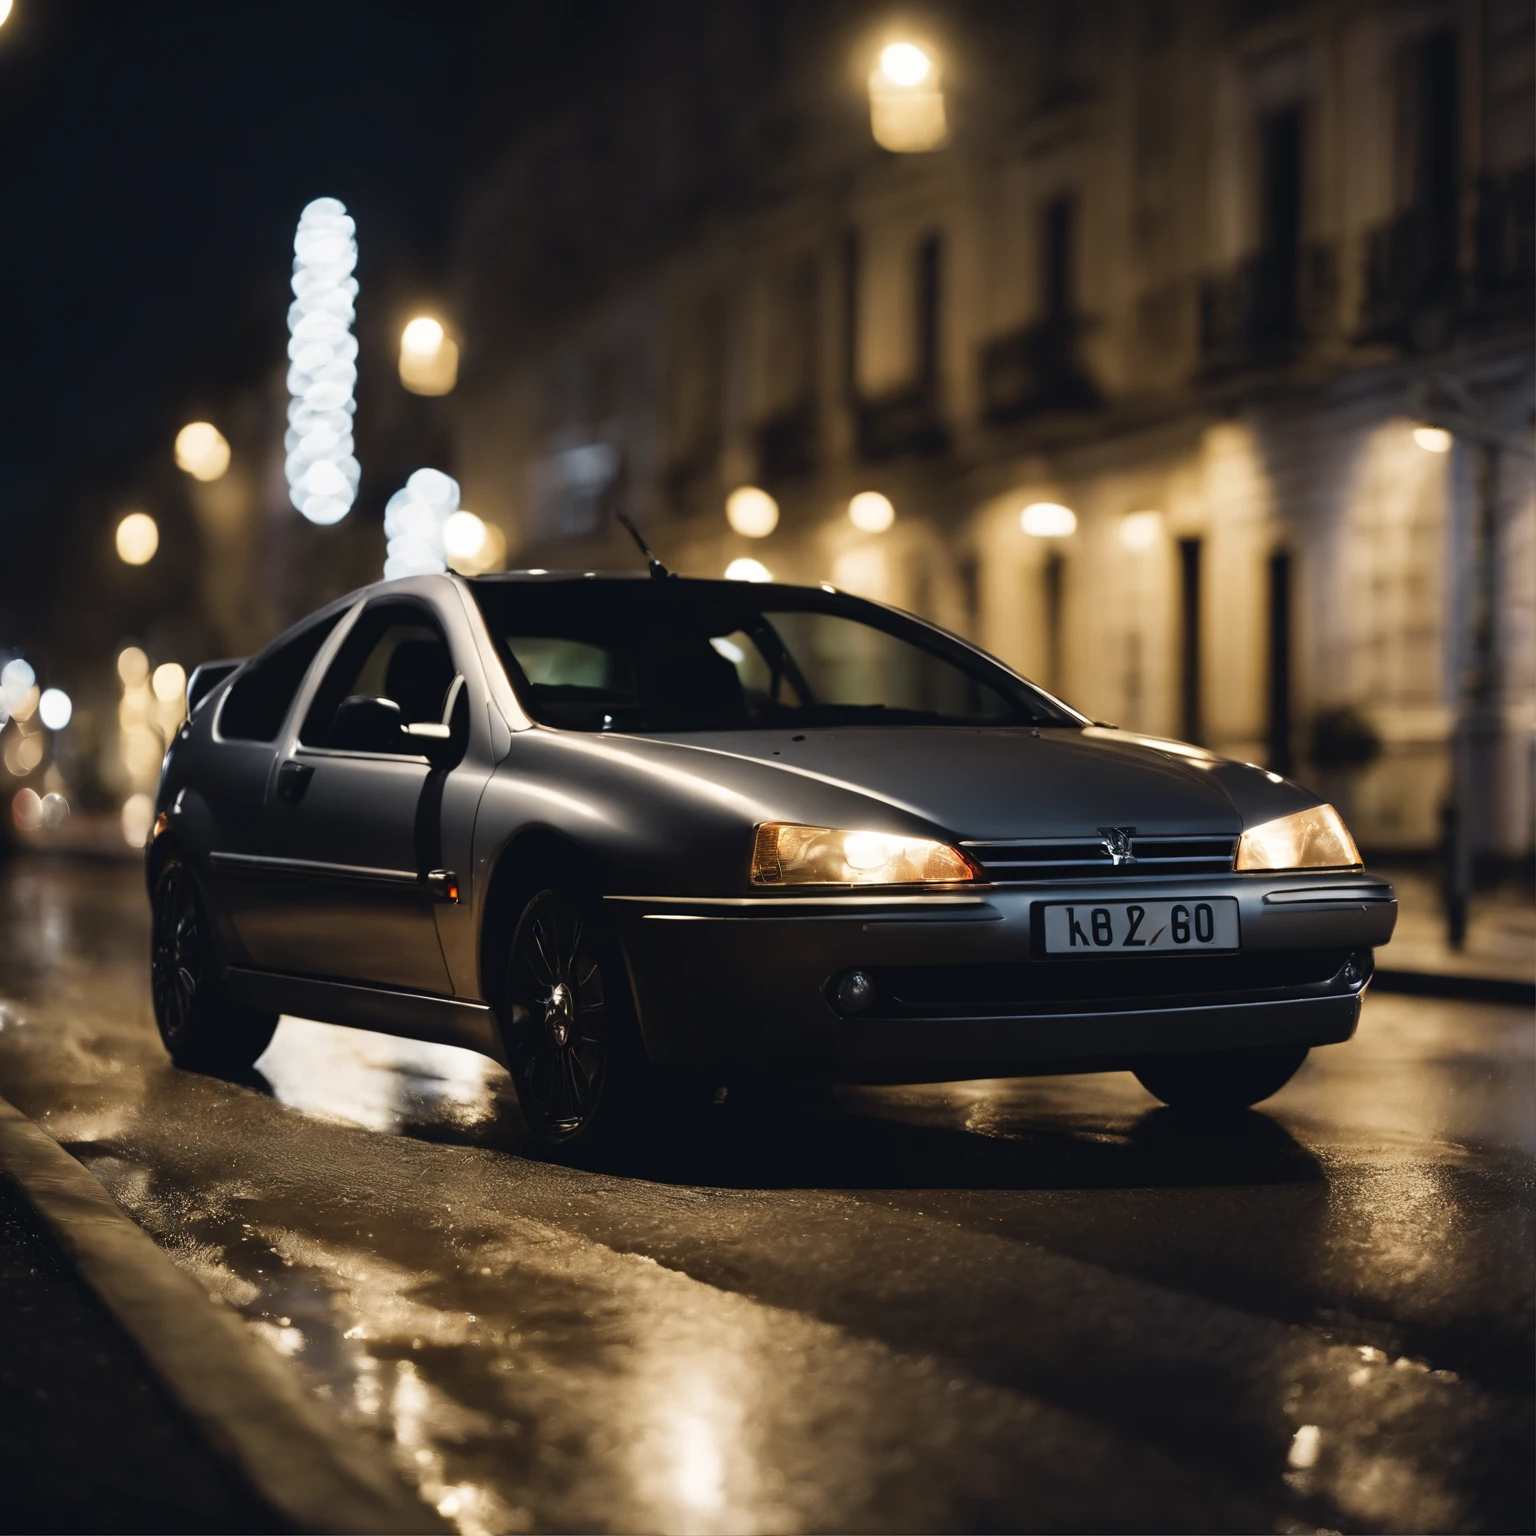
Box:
[1236,804,1361,871]
[750,823,976,886]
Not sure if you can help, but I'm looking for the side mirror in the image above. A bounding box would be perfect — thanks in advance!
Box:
[330,695,406,753]
[403,675,468,769]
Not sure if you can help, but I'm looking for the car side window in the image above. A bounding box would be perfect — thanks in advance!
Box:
[299,602,456,751]
[218,611,344,742]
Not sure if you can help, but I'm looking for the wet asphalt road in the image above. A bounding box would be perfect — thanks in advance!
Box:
[0,858,1530,1535]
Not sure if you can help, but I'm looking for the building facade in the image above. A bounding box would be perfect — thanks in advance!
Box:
[450,0,1534,859]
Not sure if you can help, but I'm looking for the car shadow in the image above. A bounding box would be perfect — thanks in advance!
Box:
[567,1092,1324,1193]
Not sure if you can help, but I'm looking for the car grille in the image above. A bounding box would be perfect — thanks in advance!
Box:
[855,948,1359,1018]
[962,833,1238,883]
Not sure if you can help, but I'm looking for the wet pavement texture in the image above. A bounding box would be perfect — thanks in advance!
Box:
[0,857,1530,1535]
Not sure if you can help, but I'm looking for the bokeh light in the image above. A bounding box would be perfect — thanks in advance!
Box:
[1021,502,1078,537]
[443,510,486,560]
[121,792,155,849]
[174,421,231,481]
[848,491,895,533]
[151,662,187,705]
[4,732,43,777]
[38,688,72,730]
[115,512,159,565]
[725,486,779,539]
[117,646,149,686]
[881,43,931,86]
[1119,510,1163,551]
[399,314,460,396]
[384,468,459,578]
[1413,426,1452,453]
[286,198,360,525]
[724,557,773,583]
[40,792,69,829]
[12,789,42,832]
[0,2,12,30]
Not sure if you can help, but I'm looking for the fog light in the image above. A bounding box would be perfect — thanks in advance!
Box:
[1341,949,1373,989]
[836,970,877,1014]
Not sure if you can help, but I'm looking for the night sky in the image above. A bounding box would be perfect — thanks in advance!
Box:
[0,1,610,618]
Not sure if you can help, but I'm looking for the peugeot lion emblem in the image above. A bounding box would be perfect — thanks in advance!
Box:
[1097,826,1137,866]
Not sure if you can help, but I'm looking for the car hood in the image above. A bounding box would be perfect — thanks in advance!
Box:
[626,725,1318,840]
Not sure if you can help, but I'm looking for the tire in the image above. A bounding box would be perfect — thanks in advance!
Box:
[150,857,278,1073]
[1133,1045,1309,1112]
[500,883,667,1157]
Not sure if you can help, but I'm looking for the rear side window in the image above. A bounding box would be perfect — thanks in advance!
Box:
[218,612,343,742]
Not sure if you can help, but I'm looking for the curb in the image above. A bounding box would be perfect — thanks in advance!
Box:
[1372,969,1535,1007]
[0,1096,444,1536]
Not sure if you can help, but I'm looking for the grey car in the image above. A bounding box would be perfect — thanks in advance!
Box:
[147,569,1396,1152]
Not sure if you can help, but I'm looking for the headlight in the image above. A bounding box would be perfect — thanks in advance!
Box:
[1236,804,1361,871]
[750,823,977,887]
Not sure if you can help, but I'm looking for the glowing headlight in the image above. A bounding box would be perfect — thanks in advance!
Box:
[1236,804,1361,872]
[751,824,977,887]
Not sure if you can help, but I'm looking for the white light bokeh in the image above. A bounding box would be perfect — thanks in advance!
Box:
[12,788,42,833]
[1021,502,1078,537]
[1119,510,1163,551]
[38,689,72,731]
[848,491,895,533]
[115,512,159,565]
[0,2,12,30]
[869,41,947,152]
[174,421,231,481]
[724,557,773,583]
[443,510,486,560]
[286,198,360,525]
[725,486,779,538]
[384,468,459,579]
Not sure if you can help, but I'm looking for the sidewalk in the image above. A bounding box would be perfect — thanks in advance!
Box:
[1373,866,1535,1004]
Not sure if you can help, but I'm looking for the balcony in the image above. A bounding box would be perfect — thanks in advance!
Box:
[1474,165,1535,305]
[1198,243,1337,374]
[1358,209,1461,343]
[854,387,950,462]
[977,317,1102,426]
[755,401,818,482]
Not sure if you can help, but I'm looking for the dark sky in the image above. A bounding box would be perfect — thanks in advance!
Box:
[0,0,608,552]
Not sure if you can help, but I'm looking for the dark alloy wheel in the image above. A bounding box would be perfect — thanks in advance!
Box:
[150,857,277,1072]
[503,888,617,1147]
[1133,1044,1310,1113]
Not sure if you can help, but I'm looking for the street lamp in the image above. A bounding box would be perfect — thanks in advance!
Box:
[725,486,778,538]
[115,512,159,565]
[174,421,230,481]
[1021,502,1077,537]
[868,40,947,153]
[1413,425,1452,453]
[399,315,459,396]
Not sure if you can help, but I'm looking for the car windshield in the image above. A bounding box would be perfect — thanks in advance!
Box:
[469,579,1080,732]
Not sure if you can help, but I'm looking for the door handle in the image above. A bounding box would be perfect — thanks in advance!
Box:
[276,761,314,804]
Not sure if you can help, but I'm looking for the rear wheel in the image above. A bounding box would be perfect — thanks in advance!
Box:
[501,885,659,1156]
[1133,1045,1309,1112]
[151,857,278,1072]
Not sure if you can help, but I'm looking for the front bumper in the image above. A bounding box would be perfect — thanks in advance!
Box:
[608,872,1396,1081]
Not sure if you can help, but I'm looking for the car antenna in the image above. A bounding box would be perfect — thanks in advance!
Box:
[615,511,672,580]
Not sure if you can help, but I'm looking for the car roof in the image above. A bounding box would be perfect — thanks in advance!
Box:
[468,570,842,596]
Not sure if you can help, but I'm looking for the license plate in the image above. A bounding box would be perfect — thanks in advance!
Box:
[1041,898,1239,954]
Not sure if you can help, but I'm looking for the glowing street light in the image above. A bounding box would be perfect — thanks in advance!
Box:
[38,689,72,731]
[1021,502,1077,538]
[1413,425,1452,453]
[0,2,12,29]
[725,486,779,538]
[868,40,947,153]
[116,512,159,565]
[174,421,231,481]
[1119,510,1163,551]
[399,315,460,396]
[725,557,773,583]
[848,491,895,533]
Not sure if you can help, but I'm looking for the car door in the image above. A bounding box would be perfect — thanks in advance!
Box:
[200,608,347,960]
[255,597,460,993]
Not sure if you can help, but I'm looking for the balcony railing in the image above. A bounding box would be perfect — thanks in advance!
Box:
[1198,243,1337,373]
[755,401,818,482]
[1474,164,1535,305]
[977,316,1102,425]
[854,388,950,462]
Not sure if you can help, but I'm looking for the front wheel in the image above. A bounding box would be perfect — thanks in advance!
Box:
[151,857,277,1073]
[501,885,660,1156]
[1133,1045,1309,1112]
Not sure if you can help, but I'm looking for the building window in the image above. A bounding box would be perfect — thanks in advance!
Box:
[1041,195,1077,324]
[915,233,942,394]
[1397,28,1460,292]
[1267,549,1294,775]
[1043,549,1066,694]
[1256,105,1304,338]
[1178,537,1202,744]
